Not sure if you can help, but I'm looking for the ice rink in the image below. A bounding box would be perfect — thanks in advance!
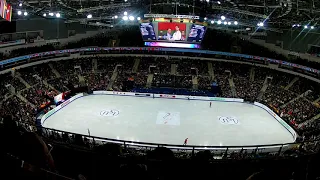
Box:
[43,95,295,146]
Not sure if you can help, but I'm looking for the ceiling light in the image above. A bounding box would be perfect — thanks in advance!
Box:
[217,20,222,24]
[223,21,227,25]
[17,11,22,15]
[137,17,141,20]
[49,12,54,16]
[56,13,60,18]
[204,17,207,20]
[217,1,221,4]
[227,22,231,25]
[23,12,27,16]
[129,16,134,21]
[304,25,308,29]
[19,3,22,7]
[87,14,92,19]
[221,16,225,20]
[123,16,128,21]
[234,21,238,25]
[211,20,214,24]
[43,13,46,17]
[114,15,118,19]
[124,11,127,16]
[311,26,314,29]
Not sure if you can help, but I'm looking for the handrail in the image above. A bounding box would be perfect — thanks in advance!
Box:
[0,47,319,74]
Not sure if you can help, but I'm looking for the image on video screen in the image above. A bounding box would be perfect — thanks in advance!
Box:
[187,24,206,43]
[140,23,156,41]
[157,22,186,41]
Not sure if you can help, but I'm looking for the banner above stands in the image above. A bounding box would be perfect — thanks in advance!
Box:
[0,47,319,75]
[92,91,244,102]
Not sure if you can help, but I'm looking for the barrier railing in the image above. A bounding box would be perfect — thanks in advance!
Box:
[40,126,308,159]
[0,47,319,75]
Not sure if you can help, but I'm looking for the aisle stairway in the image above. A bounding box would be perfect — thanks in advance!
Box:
[257,77,271,100]
[208,62,214,80]
[16,74,31,89]
[228,78,237,97]
[93,59,98,72]
[146,74,154,88]
[132,58,140,73]
[106,71,118,90]
[171,64,177,75]
[285,77,299,90]
[16,93,36,108]
[49,63,61,78]
[43,80,61,93]
[192,76,198,90]
[249,67,255,82]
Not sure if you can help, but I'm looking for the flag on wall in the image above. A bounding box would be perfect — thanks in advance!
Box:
[0,0,12,22]
[4,3,12,21]
[0,0,3,17]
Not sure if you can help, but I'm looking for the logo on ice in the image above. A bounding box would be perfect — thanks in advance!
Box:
[100,109,120,117]
[218,116,240,125]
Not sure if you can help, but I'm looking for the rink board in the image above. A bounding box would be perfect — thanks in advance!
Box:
[42,91,297,148]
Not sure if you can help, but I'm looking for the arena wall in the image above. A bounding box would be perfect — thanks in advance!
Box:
[254,102,297,141]
[41,93,84,124]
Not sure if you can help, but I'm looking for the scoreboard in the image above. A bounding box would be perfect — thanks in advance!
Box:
[139,14,207,49]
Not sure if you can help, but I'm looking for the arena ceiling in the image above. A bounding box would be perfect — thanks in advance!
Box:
[6,0,320,30]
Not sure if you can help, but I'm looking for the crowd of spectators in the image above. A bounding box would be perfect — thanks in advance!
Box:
[85,72,111,91]
[234,77,263,100]
[1,55,320,136]
[0,96,35,124]
[198,76,211,89]
[281,98,320,124]
[1,27,320,179]
[20,84,58,106]
[262,85,297,108]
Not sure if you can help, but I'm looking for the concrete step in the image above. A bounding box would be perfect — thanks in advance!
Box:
[16,76,31,88]
[16,93,36,109]
[192,76,198,90]
[106,71,118,90]
[48,63,61,78]
[285,77,299,90]
[146,74,154,88]
[133,58,140,73]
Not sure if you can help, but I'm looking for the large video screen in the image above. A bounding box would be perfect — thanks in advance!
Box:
[139,21,207,44]
[187,24,206,43]
[140,23,156,41]
[158,22,186,41]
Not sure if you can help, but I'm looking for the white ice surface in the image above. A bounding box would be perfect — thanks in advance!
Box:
[43,95,295,146]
